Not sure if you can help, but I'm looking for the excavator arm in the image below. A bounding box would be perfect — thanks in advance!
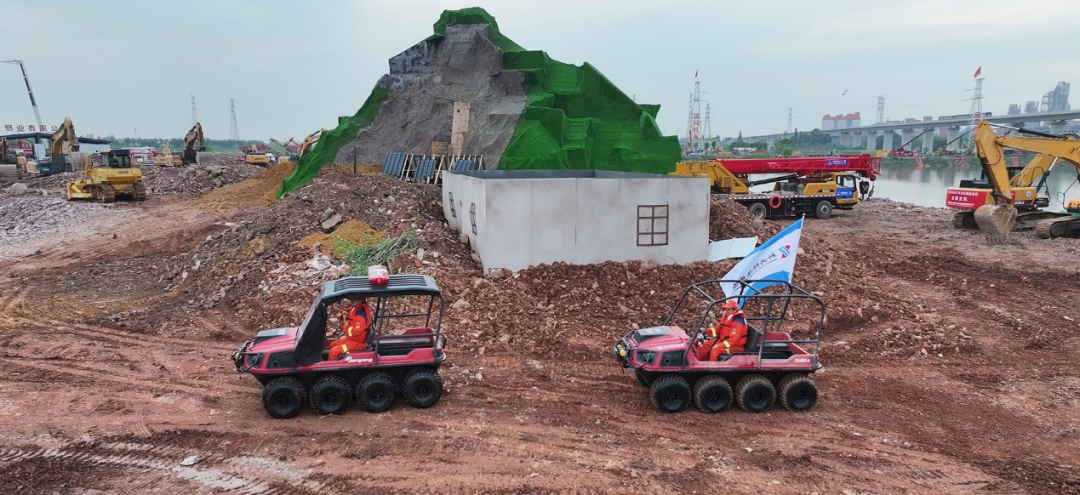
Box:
[298,128,325,159]
[1009,154,1058,189]
[49,117,78,160]
[182,123,205,165]
[972,121,1080,241]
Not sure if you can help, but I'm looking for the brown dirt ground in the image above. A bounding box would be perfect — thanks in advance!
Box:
[1,170,1079,494]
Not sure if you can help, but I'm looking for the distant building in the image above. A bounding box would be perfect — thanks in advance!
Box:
[1025,101,1040,114]
[1042,81,1071,112]
[1008,104,1021,115]
[821,112,861,130]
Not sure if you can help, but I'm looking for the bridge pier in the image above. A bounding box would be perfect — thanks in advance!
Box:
[882,131,895,151]
[946,126,961,151]
[1051,120,1067,135]
[900,129,914,150]
[866,131,877,152]
[922,128,935,153]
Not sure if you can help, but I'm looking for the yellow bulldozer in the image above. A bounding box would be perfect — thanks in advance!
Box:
[153,143,183,166]
[66,149,148,202]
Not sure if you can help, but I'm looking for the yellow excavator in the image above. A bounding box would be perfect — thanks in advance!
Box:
[66,149,147,202]
[297,128,324,160]
[183,122,205,165]
[968,121,1080,241]
[946,153,1058,230]
[42,117,79,175]
[244,143,270,166]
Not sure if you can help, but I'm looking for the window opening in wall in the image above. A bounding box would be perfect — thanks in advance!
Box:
[470,203,477,235]
[637,204,669,246]
[448,192,456,218]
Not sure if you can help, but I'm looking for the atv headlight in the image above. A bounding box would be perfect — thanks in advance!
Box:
[635,350,657,365]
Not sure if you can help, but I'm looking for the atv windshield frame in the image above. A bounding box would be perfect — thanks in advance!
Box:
[661,279,825,365]
[292,274,445,366]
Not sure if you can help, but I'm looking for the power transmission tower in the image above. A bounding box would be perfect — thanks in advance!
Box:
[703,103,712,143]
[786,107,793,135]
[229,98,240,140]
[190,95,199,126]
[969,78,985,125]
[875,96,885,124]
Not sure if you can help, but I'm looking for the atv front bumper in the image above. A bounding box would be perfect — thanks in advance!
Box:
[613,339,632,368]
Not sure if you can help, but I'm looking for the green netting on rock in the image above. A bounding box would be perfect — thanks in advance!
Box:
[277,87,388,197]
[278,6,680,196]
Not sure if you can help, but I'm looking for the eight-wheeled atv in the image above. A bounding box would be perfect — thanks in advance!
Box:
[614,279,824,414]
[232,274,448,419]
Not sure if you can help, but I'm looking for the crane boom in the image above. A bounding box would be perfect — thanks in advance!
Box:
[2,60,44,127]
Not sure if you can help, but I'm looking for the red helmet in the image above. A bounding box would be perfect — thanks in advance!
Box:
[722,300,739,310]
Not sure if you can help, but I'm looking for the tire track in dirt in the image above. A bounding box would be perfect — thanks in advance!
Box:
[0,438,327,494]
[0,355,251,399]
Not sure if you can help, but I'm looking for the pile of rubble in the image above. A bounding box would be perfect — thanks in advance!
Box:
[140,162,265,195]
[709,197,761,240]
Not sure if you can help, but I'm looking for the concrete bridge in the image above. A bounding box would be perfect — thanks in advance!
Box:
[735,110,1080,153]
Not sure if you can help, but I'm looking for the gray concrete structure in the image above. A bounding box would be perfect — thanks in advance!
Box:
[865,131,876,151]
[946,127,961,151]
[900,129,915,149]
[441,170,711,273]
[922,129,935,153]
[882,132,894,151]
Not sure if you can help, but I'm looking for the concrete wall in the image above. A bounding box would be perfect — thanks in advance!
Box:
[443,170,710,273]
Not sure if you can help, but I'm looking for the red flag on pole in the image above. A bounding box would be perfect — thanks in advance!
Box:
[973,66,982,78]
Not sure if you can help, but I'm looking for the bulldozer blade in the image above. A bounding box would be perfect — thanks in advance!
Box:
[973,204,1018,244]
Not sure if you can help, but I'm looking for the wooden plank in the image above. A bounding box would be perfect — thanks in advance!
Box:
[450,102,470,156]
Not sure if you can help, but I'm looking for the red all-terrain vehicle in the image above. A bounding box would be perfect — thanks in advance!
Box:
[614,279,824,414]
[231,274,448,419]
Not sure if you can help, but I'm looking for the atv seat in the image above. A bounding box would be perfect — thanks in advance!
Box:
[372,328,437,356]
[745,324,763,352]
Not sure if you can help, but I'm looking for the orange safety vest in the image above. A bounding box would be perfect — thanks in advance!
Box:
[344,304,371,339]
[704,310,747,355]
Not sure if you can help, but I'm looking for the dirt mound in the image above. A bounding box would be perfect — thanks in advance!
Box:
[156,171,479,331]
[140,162,265,195]
[709,197,761,240]
[198,162,296,207]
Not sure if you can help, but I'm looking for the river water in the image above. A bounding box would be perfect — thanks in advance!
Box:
[873,162,1080,210]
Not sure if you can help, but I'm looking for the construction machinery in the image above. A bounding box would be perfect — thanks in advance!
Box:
[962,121,1080,241]
[1,137,27,179]
[2,60,44,129]
[297,128,325,161]
[946,153,1057,230]
[39,117,79,175]
[153,143,183,166]
[65,149,147,202]
[243,143,270,166]
[670,155,879,219]
[183,122,205,165]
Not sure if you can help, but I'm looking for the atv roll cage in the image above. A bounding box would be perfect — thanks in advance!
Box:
[292,275,446,367]
[662,279,825,366]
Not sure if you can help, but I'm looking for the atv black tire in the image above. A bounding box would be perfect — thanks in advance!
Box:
[650,374,691,413]
[401,368,443,408]
[778,374,818,412]
[693,376,733,413]
[735,374,776,413]
[262,377,306,419]
[357,372,397,413]
[310,375,352,415]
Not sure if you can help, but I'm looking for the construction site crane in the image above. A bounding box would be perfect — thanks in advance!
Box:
[967,121,1080,241]
[183,122,206,165]
[670,155,880,220]
[2,60,44,128]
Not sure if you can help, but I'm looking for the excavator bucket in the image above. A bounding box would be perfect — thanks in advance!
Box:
[973,204,1018,243]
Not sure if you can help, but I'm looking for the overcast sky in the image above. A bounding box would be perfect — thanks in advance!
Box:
[3,0,1079,142]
